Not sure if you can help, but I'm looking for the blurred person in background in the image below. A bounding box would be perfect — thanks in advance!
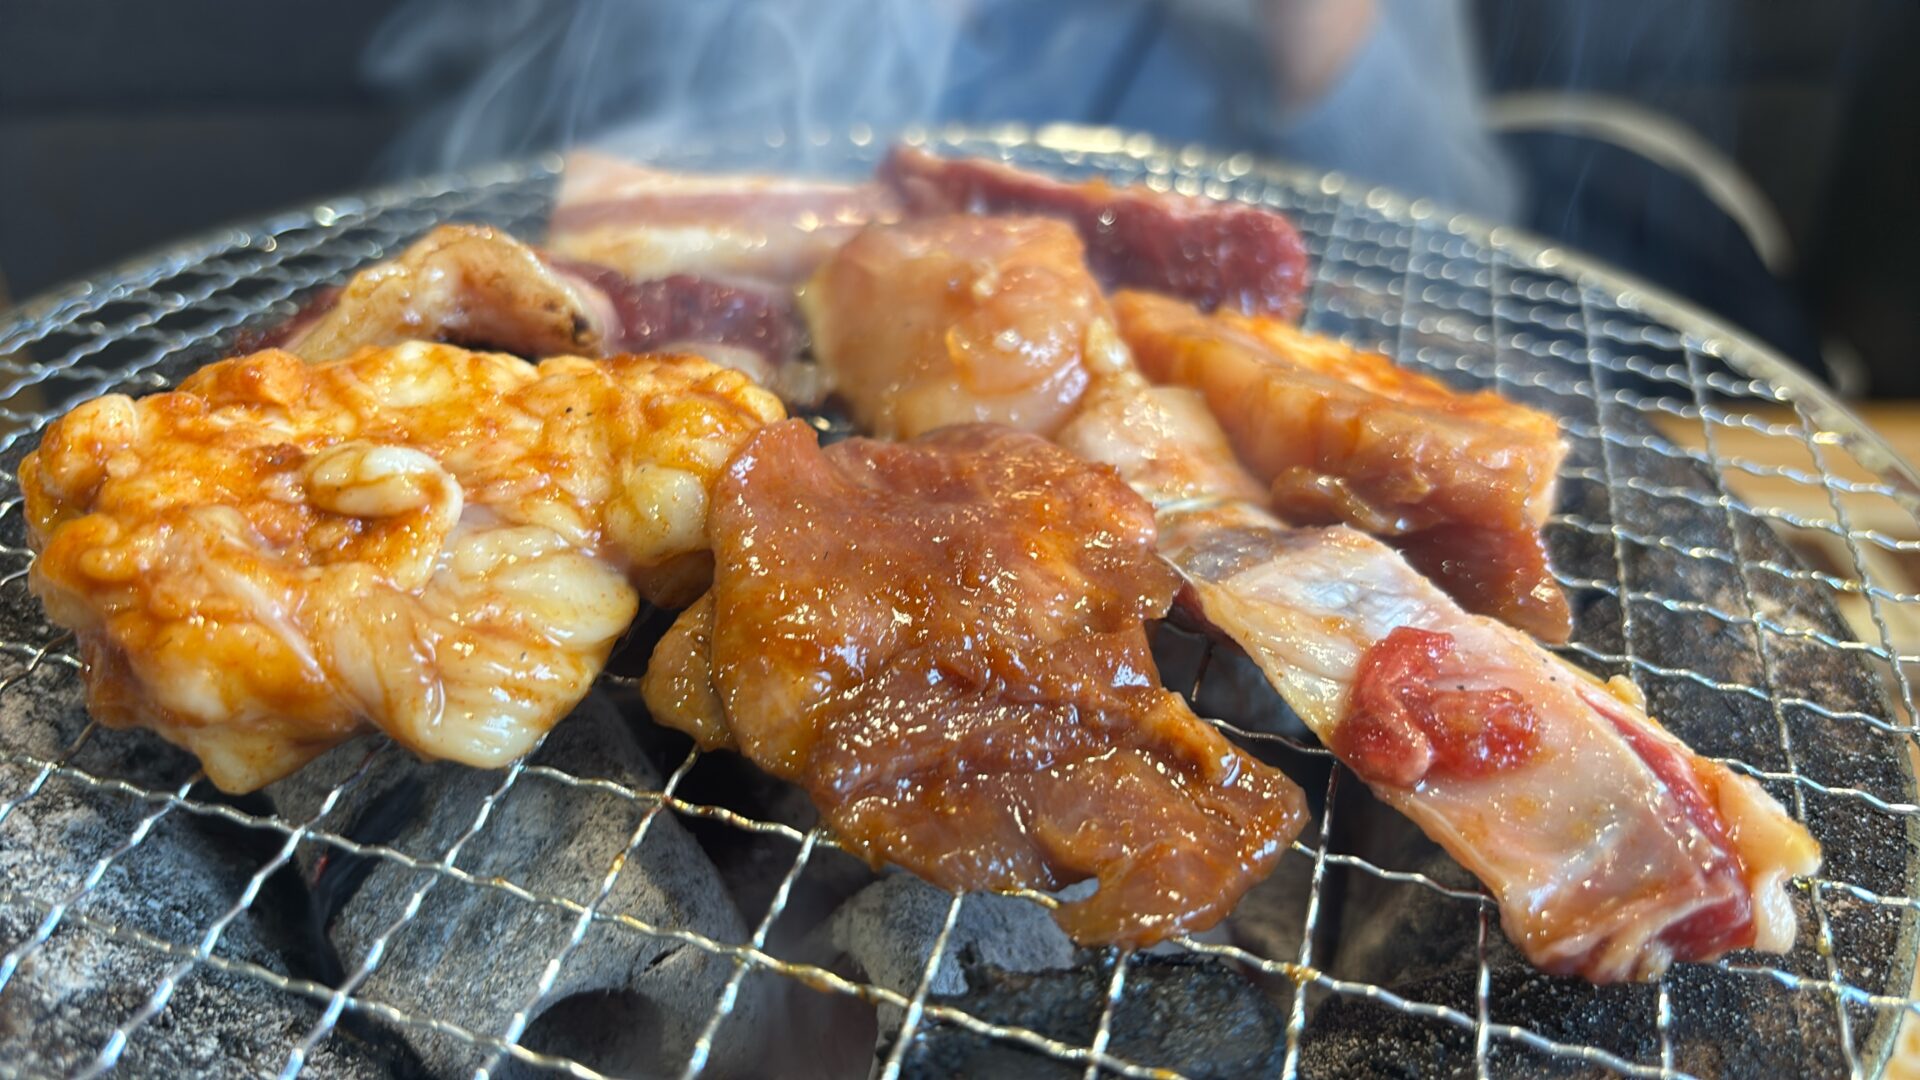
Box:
[370,0,1523,220]
[11,0,1901,385]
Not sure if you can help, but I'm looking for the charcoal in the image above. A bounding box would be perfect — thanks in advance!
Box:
[743,875,1080,1079]
[1153,622,1314,743]
[269,693,766,1078]
[608,674,881,953]
[896,952,1287,1079]
[827,874,1075,1000]
[0,670,393,1078]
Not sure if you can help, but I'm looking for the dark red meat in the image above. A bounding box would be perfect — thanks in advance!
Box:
[881,146,1310,319]
[550,257,797,364]
[1333,627,1542,788]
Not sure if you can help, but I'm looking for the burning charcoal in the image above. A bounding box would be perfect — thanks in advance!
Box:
[0,671,393,1078]
[895,952,1287,1079]
[269,693,766,1078]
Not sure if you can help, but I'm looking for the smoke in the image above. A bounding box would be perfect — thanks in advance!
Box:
[365,0,964,177]
[359,0,1524,220]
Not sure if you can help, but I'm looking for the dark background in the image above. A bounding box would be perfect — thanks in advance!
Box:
[1,1,1914,395]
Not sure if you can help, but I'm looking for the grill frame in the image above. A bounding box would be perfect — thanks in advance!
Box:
[0,124,1914,1079]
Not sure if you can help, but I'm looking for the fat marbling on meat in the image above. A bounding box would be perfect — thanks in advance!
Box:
[551,149,898,285]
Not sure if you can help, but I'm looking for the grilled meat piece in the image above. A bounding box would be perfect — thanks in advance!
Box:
[882,145,1310,319]
[1155,507,1819,980]
[268,223,812,389]
[550,149,899,284]
[801,213,1819,981]
[665,419,1307,947]
[283,224,613,362]
[553,260,799,382]
[641,592,730,751]
[1116,290,1572,641]
[800,215,1123,440]
[22,343,782,792]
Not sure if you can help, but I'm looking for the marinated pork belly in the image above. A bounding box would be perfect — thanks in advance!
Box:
[1117,290,1572,642]
[800,213,1820,981]
[550,150,899,285]
[22,343,782,792]
[882,145,1310,319]
[682,419,1306,947]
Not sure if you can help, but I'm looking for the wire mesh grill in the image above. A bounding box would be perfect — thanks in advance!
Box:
[0,126,1915,1079]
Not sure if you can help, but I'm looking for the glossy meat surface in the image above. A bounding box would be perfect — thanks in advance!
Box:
[285,225,612,362]
[551,150,898,284]
[1158,508,1819,980]
[641,593,731,751]
[883,146,1310,318]
[1117,289,1572,640]
[801,216,1125,440]
[1333,626,1542,787]
[23,343,782,791]
[804,213,1818,981]
[702,420,1306,946]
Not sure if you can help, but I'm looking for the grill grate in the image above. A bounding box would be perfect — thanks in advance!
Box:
[0,127,1915,1078]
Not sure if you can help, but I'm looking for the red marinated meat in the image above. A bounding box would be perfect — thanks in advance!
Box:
[698,420,1309,947]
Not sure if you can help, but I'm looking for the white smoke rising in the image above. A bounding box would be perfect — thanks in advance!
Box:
[365,0,964,176]
[360,0,1527,221]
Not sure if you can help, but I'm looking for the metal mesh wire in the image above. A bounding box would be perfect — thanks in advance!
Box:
[0,126,1915,1078]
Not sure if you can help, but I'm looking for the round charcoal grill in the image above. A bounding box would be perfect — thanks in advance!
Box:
[0,127,1915,1079]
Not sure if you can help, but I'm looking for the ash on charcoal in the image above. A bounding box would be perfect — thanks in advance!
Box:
[895,951,1287,1080]
[269,693,767,1078]
[0,667,394,1078]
